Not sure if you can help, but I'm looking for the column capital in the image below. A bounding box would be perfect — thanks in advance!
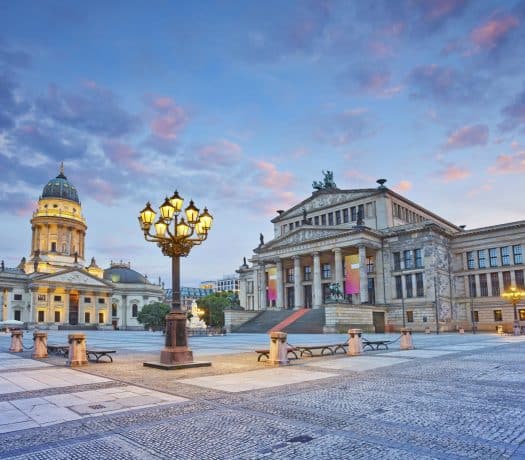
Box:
[312,251,320,258]
[332,247,342,254]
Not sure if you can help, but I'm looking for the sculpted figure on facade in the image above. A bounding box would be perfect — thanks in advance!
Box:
[312,170,337,191]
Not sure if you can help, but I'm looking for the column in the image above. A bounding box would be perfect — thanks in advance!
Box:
[276,259,284,310]
[333,248,343,289]
[313,252,322,309]
[293,256,303,309]
[258,264,267,309]
[31,227,35,255]
[359,245,368,303]
[475,275,481,297]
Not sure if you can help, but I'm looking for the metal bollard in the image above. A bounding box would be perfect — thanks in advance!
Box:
[267,331,289,366]
[9,330,24,352]
[32,331,48,358]
[400,328,414,350]
[347,328,363,356]
[67,333,88,367]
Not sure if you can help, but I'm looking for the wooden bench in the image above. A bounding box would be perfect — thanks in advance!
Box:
[86,349,116,363]
[362,339,391,351]
[295,343,347,357]
[47,344,69,357]
[255,347,298,362]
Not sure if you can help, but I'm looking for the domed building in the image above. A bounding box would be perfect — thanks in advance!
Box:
[0,165,164,330]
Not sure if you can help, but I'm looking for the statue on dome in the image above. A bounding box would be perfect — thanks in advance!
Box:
[312,170,337,191]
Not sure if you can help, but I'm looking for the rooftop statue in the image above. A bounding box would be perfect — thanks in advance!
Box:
[312,170,337,191]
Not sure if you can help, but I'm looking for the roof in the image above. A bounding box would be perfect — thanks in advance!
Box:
[104,265,148,284]
[41,171,80,204]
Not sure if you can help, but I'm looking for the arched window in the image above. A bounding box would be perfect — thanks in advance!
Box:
[132,304,138,317]
[111,303,117,317]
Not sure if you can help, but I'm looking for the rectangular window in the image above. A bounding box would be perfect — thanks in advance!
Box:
[405,275,413,298]
[468,274,477,297]
[414,249,423,268]
[14,294,22,301]
[415,273,424,297]
[286,268,294,283]
[321,215,326,226]
[54,311,60,322]
[502,271,511,290]
[99,312,104,324]
[289,222,294,231]
[342,209,349,223]
[366,257,374,273]
[247,281,254,294]
[520,309,525,321]
[493,309,502,322]
[84,297,91,303]
[14,310,21,321]
[37,294,46,301]
[335,210,341,224]
[489,248,498,267]
[351,206,357,221]
[501,246,510,266]
[328,212,334,226]
[51,242,57,252]
[84,312,90,323]
[406,311,414,323]
[466,251,475,269]
[491,272,500,296]
[98,298,105,304]
[516,270,525,289]
[393,252,401,271]
[314,216,319,225]
[37,310,45,322]
[403,250,413,269]
[479,274,488,297]
[358,204,364,220]
[395,275,403,299]
[322,263,331,279]
[478,250,486,269]
[304,266,311,281]
[513,245,523,264]
[473,311,479,322]
[54,295,62,302]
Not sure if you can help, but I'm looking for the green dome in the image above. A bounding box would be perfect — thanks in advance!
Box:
[42,171,80,204]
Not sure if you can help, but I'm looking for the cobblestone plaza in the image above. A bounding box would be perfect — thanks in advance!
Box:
[0,331,524,459]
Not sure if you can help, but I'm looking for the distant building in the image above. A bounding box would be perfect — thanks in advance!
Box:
[216,275,240,293]
[237,175,525,333]
[164,287,214,310]
[200,280,217,291]
[0,166,164,330]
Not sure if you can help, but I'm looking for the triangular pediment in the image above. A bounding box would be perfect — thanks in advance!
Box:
[272,188,378,222]
[260,227,352,251]
[33,269,112,288]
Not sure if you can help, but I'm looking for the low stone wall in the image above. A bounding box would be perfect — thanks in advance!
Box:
[224,310,260,333]
[324,304,386,333]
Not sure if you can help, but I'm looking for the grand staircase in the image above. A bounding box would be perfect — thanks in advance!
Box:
[232,308,325,334]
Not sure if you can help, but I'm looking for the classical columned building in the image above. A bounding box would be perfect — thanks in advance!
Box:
[237,174,525,332]
[0,166,164,330]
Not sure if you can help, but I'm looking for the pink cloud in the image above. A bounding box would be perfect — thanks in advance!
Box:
[489,150,525,174]
[194,139,242,167]
[392,180,412,193]
[255,160,294,190]
[423,0,466,21]
[291,147,309,158]
[471,14,519,50]
[147,95,188,140]
[467,182,494,197]
[435,164,470,182]
[15,199,37,217]
[103,141,149,173]
[85,177,118,205]
[344,170,375,185]
[445,124,489,150]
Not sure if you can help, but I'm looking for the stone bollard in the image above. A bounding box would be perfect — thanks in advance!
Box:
[459,327,465,334]
[347,328,363,356]
[425,326,431,334]
[32,331,48,358]
[267,331,289,366]
[400,328,414,350]
[67,333,88,367]
[9,330,24,352]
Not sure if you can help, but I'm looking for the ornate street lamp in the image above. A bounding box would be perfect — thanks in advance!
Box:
[139,191,213,368]
[502,285,525,336]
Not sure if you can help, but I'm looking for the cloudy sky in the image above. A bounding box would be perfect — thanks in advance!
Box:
[1,0,524,287]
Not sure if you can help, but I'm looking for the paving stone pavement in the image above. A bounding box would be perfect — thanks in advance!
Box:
[0,332,524,459]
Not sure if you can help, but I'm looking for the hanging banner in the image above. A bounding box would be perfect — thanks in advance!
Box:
[345,255,360,295]
[267,267,277,301]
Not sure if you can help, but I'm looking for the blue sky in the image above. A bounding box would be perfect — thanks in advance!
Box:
[1,0,525,287]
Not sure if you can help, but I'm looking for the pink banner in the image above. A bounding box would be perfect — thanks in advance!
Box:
[345,255,360,294]
[267,267,277,301]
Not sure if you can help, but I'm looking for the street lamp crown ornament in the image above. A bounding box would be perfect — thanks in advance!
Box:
[139,191,214,368]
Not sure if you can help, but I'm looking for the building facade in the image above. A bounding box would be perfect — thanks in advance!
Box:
[237,177,525,333]
[0,166,164,330]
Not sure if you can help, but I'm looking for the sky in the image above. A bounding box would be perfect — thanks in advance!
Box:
[1,0,525,288]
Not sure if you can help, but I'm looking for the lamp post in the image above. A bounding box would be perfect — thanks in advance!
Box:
[139,191,213,368]
[502,286,525,336]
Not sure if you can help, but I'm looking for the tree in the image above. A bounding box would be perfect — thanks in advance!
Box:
[137,302,170,331]
[198,291,237,328]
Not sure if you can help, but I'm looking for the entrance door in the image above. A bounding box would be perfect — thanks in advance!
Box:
[286,287,294,309]
[373,311,385,333]
[69,292,79,325]
[304,285,312,308]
